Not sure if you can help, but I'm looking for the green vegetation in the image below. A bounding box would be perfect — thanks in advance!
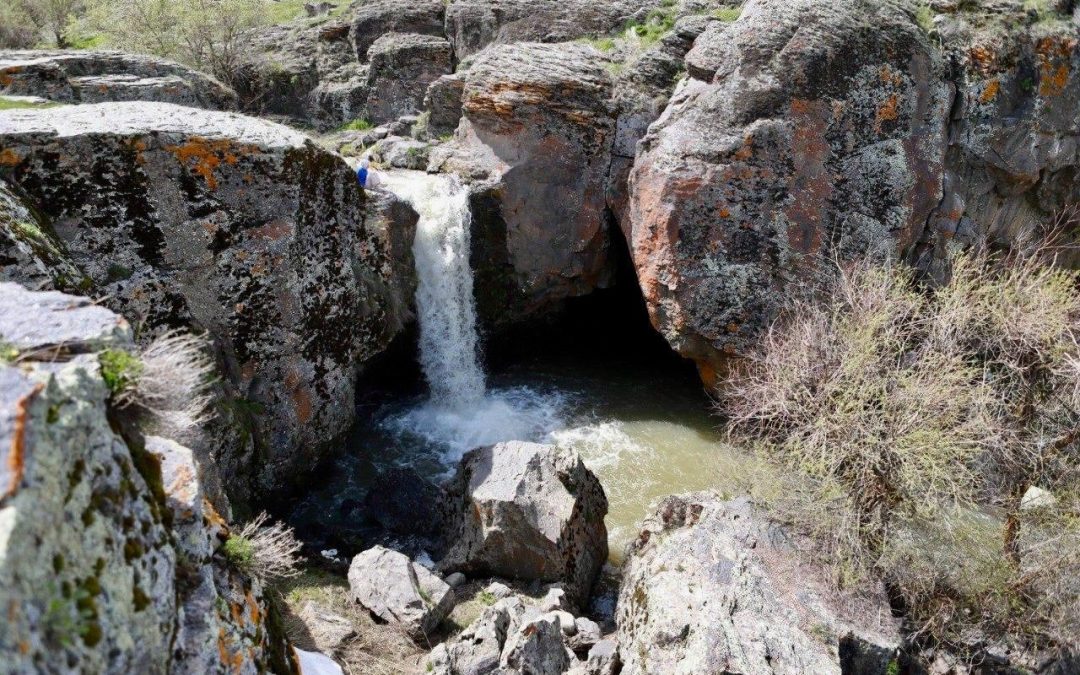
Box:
[713,7,742,22]
[106,263,133,282]
[580,35,617,52]
[476,590,497,606]
[914,2,935,33]
[339,118,375,132]
[626,8,676,48]
[98,349,143,397]
[720,248,1080,649]
[0,97,60,111]
[0,341,19,363]
[223,534,256,570]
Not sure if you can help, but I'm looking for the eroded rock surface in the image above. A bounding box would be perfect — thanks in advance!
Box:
[0,283,294,675]
[0,50,237,110]
[616,495,901,675]
[627,0,951,382]
[0,102,416,501]
[440,441,608,607]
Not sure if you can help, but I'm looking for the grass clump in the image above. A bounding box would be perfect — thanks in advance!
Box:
[224,512,302,581]
[914,2,935,32]
[0,340,19,363]
[99,349,144,397]
[339,118,375,132]
[713,7,742,22]
[0,96,61,111]
[719,238,1080,652]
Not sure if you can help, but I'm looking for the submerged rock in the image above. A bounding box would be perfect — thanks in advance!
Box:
[348,545,456,640]
[0,101,416,502]
[440,441,609,607]
[0,50,237,109]
[616,494,901,675]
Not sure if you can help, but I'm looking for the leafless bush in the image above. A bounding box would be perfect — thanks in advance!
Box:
[226,512,303,582]
[115,330,216,437]
[719,247,1080,649]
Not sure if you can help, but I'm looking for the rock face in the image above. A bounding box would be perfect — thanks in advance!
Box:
[0,102,416,502]
[436,42,618,327]
[440,442,609,606]
[916,7,1080,275]
[365,33,454,124]
[0,50,237,110]
[347,545,455,639]
[616,494,901,675]
[0,283,295,675]
[626,0,951,383]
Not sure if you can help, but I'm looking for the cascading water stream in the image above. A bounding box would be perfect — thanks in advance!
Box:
[379,170,566,464]
[381,171,485,408]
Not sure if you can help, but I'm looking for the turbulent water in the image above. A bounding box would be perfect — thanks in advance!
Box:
[291,170,756,561]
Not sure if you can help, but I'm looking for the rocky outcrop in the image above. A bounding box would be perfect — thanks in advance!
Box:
[617,494,901,675]
[915,4,1080,276]
[348,545,455,639]
[434,42,618,327]
[0,282,295,675]
[351,0,447,61]
[626,0,951,383]
[0,50,237,110]
[365,33,453,124]
[439,441,608,607]
[445,0,667,60]
[0,180,84,291]
[0,102,417,502]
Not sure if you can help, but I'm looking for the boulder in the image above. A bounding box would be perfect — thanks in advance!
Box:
[351,0,447,63]
[440,441,608,606]
[616,494,901,675]
[296,602,357,655]
[424,73,466,137]
[576,638,619,675]
[427,596,528,675]
[365,33,453,125]
[501,614,574,674]
[0,180,84,291]
[0,50,236,110]
[0,102,416,503]
[437,42,618,328]
[348,545,455,639]
[0,284,294,675]
[626,0,951,383]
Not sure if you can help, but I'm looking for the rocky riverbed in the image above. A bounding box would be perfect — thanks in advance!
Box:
[2,0,1079,673]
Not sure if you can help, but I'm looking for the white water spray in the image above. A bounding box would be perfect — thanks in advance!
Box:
[380,170,566,463]
[381,171,485,407]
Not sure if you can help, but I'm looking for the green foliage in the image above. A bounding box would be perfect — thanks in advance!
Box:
[339,118,375,132]
[886,660,900,675]
[626,8,676,48]
[0,341,19,363]
[713,7,742,22]
[0,96,61,111]
[106,263,133,282]
[914,2,935,32]
[98,349,143,396]
[476,590,497,606]
[223,534,256,570]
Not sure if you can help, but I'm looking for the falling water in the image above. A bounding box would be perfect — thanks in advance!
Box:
[380,171,485,407]
[380,170,566,464]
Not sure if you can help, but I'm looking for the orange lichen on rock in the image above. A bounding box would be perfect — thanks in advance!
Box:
[979,79,1000,104]
[0,148,23,167]
[166,137,243,190]
[875,94,900,132]
[1037,36,1075,97]
[5,383,43,499]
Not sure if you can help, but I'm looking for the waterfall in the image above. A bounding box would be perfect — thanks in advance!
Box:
[380,170,566,466]
[381,171,486,408]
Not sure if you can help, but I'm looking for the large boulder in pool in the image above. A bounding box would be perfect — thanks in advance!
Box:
[439,441,608,607]
[0,50,237,110]
[0,101,416,502]
[616,494,901,675]
[625,0,951,384]
[348,545,456,640]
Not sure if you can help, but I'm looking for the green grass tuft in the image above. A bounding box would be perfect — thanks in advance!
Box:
[338,118,375,132]
[713,7,742,22]
[98,349,143,396]
[223,535,256,570]
[0,96,60,111]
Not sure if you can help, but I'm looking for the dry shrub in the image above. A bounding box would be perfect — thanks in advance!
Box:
[719,247,1080,650]
[226,512,303,582]
[116,330,216,437]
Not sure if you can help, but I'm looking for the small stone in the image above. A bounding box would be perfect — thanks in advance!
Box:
[348,546,455,639]
[547,610,577,637]
[571,617,601,651]
[444,572,466,588]
[583,638,619,675]
[485,581,513,600]
[500,615,571,675]
[1020,486,1057,511]
[540,586,568,613]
